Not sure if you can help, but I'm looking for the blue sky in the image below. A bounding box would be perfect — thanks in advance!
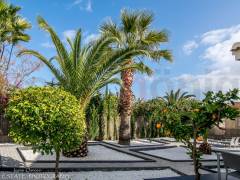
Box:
[10,0,240,99]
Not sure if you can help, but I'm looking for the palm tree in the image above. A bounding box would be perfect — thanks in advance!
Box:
[162,89,195,106]
[4,4,31,73]
[100,9,172,145]
[0,1,31,74]
[18,16,152,156]
[0,0,11,61]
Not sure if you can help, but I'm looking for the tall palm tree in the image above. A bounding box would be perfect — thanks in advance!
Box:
[18,16,152,156]
[0,1,31,74]
[0,0,9,43]
[162,89,195,106]
[0,0,11,61]
[100,9,172,145]
[4,4,31,73]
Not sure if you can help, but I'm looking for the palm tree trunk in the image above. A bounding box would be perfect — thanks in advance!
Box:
[118,60,133,145]
[63,107,88,157]
[62,134,88,157]
[199,129,212,154]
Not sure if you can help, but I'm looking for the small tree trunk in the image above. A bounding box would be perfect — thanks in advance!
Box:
[0,44,5,61]
[193,127,200,180]
[55,150,60,180]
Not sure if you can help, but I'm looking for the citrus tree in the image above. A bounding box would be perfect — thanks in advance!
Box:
[163,89,239,180]
[132,98,166,138]
[6,87,86,180]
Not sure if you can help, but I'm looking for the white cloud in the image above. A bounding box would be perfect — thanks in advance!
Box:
[201,25,240,45]
[177,24,240,96]
[84,33,100,44]
[73,0,82,5]
[41,42,54,49]
[86,0,92,12]
[68,0,92,12]
[182,40,198,55]
[63,30,76,40]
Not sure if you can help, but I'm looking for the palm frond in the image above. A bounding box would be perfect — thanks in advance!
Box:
[73,29,81,68]
[120,9,139,34]
[100,20,122,43]
[100,9,172,80]
[18,17,158,109]
[37,16,70,70]
[137,11,154,33]
[163,89,195,105]
[67,37,74,51]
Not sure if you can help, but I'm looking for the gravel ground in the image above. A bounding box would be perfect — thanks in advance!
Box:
[0,169,180,180]
[0,144,25,167]
[140,147,221,161]
[20,145,142,161]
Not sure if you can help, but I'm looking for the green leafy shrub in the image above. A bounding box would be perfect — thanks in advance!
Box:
[88,105,99,140]
[6,87,86,180]
[132,98,166,138]
[86,94,104,140]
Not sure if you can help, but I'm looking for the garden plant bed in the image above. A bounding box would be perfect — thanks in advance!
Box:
[17,143,154,163]
[103,140,165,148]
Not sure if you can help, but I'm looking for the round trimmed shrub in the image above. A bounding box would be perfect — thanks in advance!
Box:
[6,87,86,154]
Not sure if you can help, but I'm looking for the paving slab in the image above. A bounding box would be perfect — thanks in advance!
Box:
[139,147,222,162]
